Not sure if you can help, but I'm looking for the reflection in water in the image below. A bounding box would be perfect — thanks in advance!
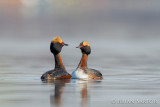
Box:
[73,80,102,107]
[81,85,88,107]
[78,80,88,107]
[0,0,160,107]
[43,80,70,107]
[42,79,101,107]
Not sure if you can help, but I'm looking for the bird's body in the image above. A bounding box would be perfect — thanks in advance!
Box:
[41,69,71,80]
[71,41,102,80]
[72,68,102,80]
[41,36,71,80]
[72,68,88,79]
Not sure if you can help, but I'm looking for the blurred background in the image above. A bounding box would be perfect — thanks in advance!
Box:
[1,0,160,40]
[0,0,160,71]
[0,0,160,107]
[0,0,160,67]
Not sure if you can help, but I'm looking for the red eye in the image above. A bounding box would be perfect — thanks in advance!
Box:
[61,42,64,45]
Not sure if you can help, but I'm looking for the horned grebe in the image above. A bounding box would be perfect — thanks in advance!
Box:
[71,41,102,80]
[41,36,72,80]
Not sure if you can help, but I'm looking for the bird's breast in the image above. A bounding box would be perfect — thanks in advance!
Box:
[71,68,88,79]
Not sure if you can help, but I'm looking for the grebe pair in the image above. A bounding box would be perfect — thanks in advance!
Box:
[41,36,102,80]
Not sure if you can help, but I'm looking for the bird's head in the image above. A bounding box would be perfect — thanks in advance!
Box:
[50,36,68,55]
[76,41,91,55]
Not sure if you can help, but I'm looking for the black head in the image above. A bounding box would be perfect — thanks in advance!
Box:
[50,36,68,55]
[76,41,91,55]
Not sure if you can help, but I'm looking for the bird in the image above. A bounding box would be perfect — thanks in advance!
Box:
[71,41,102,80]
[41,36,72,80]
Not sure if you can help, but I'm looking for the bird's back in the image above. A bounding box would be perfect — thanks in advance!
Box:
[41,69,71,80]
[86,68,103,79]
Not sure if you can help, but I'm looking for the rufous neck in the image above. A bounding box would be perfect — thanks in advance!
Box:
[54,53,66,70]
[78,53,88,70]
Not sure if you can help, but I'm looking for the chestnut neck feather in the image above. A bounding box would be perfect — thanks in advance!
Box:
[54,53,66,70]
[78,53,88,70]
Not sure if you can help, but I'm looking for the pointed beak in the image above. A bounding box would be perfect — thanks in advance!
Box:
[63,42,68,46]
[76,46,80,48]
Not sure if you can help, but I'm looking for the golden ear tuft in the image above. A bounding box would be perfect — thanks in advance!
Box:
[51,36,63,43]
[82,41,90,46]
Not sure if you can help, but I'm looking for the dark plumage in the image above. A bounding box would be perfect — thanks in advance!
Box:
[50,42,63,55]
[41,69,71,80]
[72,41,103,80]
[41,36,71,80]
[85,69,102,77]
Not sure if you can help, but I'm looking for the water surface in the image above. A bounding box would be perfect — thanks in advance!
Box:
[0,40,160,107]
[0,0,160,107]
